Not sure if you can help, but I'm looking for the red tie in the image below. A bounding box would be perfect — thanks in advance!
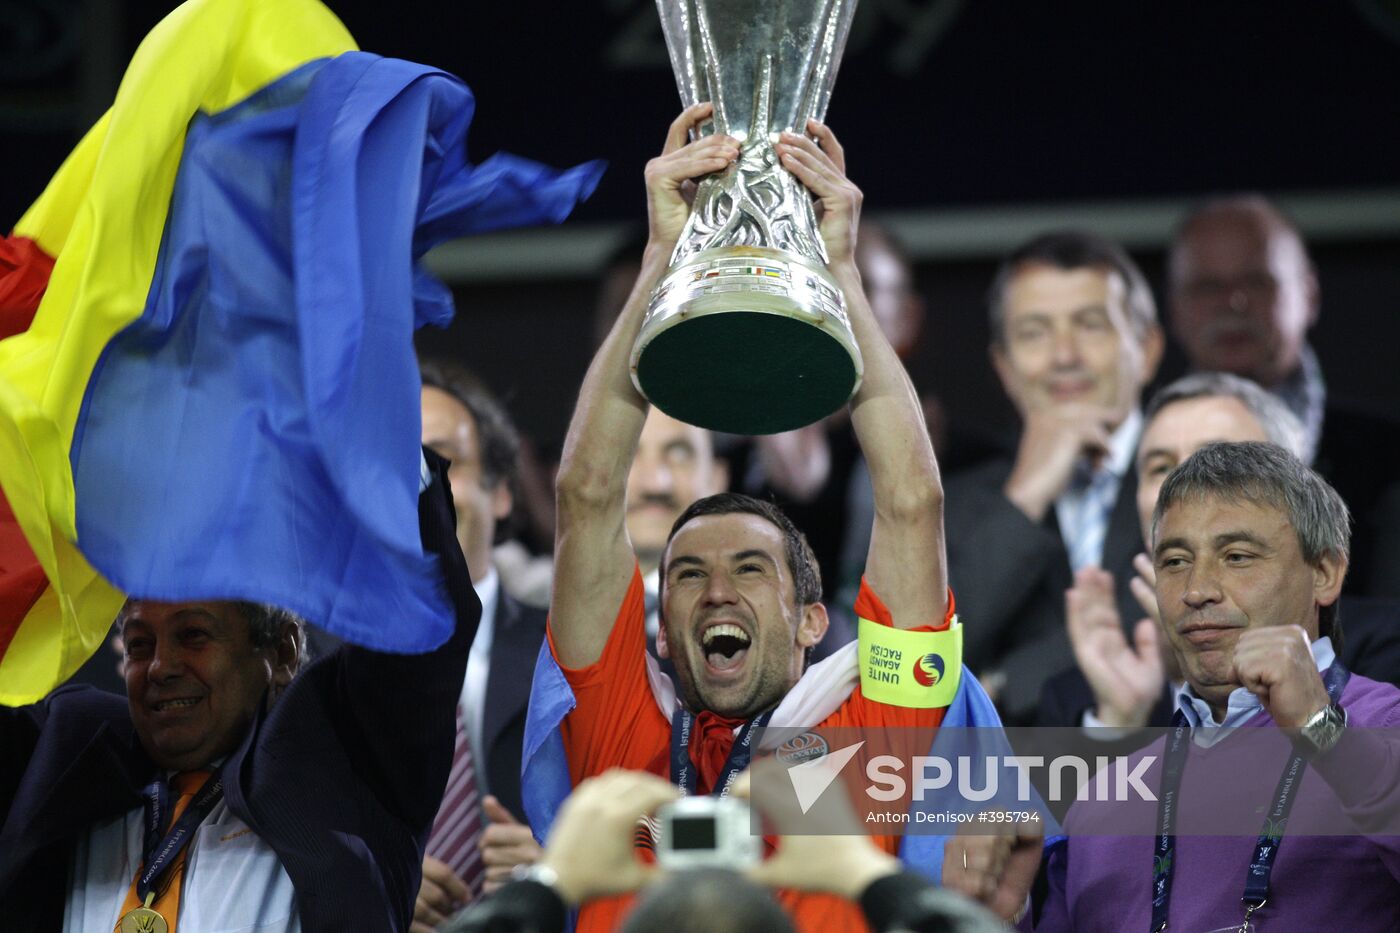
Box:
[692,712,746,795]
[426,706,486,900]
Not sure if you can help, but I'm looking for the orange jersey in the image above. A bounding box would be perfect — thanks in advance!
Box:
[547,567,952,933]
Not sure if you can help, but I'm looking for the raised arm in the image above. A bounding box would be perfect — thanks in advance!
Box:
[775,124,946,628]
[550,105,739,667]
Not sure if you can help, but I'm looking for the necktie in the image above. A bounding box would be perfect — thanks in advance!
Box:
[115,769,212,933]
[426,705,486,900]
[1067,465,1117,572]
[692,711,746,795]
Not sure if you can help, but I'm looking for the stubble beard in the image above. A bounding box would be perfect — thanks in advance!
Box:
[677,652,785,721]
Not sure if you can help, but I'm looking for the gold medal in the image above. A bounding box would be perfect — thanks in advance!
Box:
[118,893,169,933]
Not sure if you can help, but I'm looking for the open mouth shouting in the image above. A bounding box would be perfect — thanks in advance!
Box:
[700,622,752,677]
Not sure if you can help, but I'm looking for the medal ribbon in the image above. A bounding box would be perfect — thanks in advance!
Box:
[1148,663,1349,932]
[669,707,772,797]
[135,768,225,904]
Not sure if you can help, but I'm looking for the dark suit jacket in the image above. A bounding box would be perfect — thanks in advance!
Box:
[0,451,481,932]
[944,457,1145,724]
[481,592,547,823]
[1337,597,1400,688]
[1312,402,1400,598]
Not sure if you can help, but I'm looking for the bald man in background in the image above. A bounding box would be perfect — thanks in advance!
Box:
[1168,195,1400,595]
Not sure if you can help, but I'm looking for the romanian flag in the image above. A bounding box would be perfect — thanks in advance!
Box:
[0,0,603,704]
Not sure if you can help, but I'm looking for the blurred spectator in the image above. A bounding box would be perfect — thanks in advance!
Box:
[943,231,1163,723]
[415,360,549,930]
[492,437,560,609]
[627,408,728,651]
[1168,194,1400,595]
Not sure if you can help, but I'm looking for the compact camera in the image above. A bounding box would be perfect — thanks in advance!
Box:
[654,795,762,870]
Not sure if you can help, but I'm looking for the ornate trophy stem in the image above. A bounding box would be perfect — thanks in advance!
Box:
[631,0,862,436]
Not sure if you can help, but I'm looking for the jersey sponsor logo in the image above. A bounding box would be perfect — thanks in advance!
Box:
[775,730,828,766]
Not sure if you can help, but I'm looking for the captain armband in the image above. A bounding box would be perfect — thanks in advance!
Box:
[858,616,962,708]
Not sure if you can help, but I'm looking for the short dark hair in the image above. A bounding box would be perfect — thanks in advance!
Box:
[987,230,1158,346]
[661,492,822,609]
[1153,441,1350,643]
[419,358,520,492]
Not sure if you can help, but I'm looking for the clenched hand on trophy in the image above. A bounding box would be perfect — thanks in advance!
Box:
[630,0,864,435]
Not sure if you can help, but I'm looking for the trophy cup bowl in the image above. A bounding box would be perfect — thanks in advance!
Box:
[630,0,863,436]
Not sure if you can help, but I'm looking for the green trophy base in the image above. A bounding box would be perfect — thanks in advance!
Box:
[635,308,858,436]
[631,246,863,435]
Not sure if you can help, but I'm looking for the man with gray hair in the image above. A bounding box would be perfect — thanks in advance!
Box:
[0,453,479,931]
[1034,441,1400,931]
[1037,371,1307,728]
[944,230,1163,722]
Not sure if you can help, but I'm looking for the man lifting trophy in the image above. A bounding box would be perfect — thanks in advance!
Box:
[630,0,862,435]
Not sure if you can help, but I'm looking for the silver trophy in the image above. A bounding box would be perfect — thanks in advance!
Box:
[630,0,862,435]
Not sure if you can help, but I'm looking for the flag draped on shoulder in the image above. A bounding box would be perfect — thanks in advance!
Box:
[896,668,1007,882]
[0,0,604,704]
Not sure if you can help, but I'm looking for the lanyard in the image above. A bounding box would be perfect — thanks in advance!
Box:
[669,707,772,797]
[135,768,226,903]
[1149,663,1349,932]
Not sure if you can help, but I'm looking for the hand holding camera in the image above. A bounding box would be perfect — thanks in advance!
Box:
[728,761,902,901]
[536,768,680,906]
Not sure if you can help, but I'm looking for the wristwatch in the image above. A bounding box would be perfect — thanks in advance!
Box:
[1292,702,1347,757]
[510,862,561,890]
[503,862,569,929]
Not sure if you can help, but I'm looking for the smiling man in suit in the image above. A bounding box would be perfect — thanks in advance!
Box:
[415,360,550,930]
[0,452,479,932]
[943,231,1164,723]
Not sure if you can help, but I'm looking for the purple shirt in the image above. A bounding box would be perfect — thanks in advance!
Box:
[1034,672,1400,931]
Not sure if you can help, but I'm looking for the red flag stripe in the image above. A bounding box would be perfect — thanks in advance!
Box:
[0,491,49,663]
[0,234,54,340]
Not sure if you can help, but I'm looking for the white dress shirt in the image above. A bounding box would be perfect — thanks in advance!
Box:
[65,797,299,932]
[1173,635,1337,747]
[1054,409,1142,571]
[460,567,500,788]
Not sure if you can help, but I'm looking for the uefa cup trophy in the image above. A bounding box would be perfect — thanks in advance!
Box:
[630,0,862,435]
